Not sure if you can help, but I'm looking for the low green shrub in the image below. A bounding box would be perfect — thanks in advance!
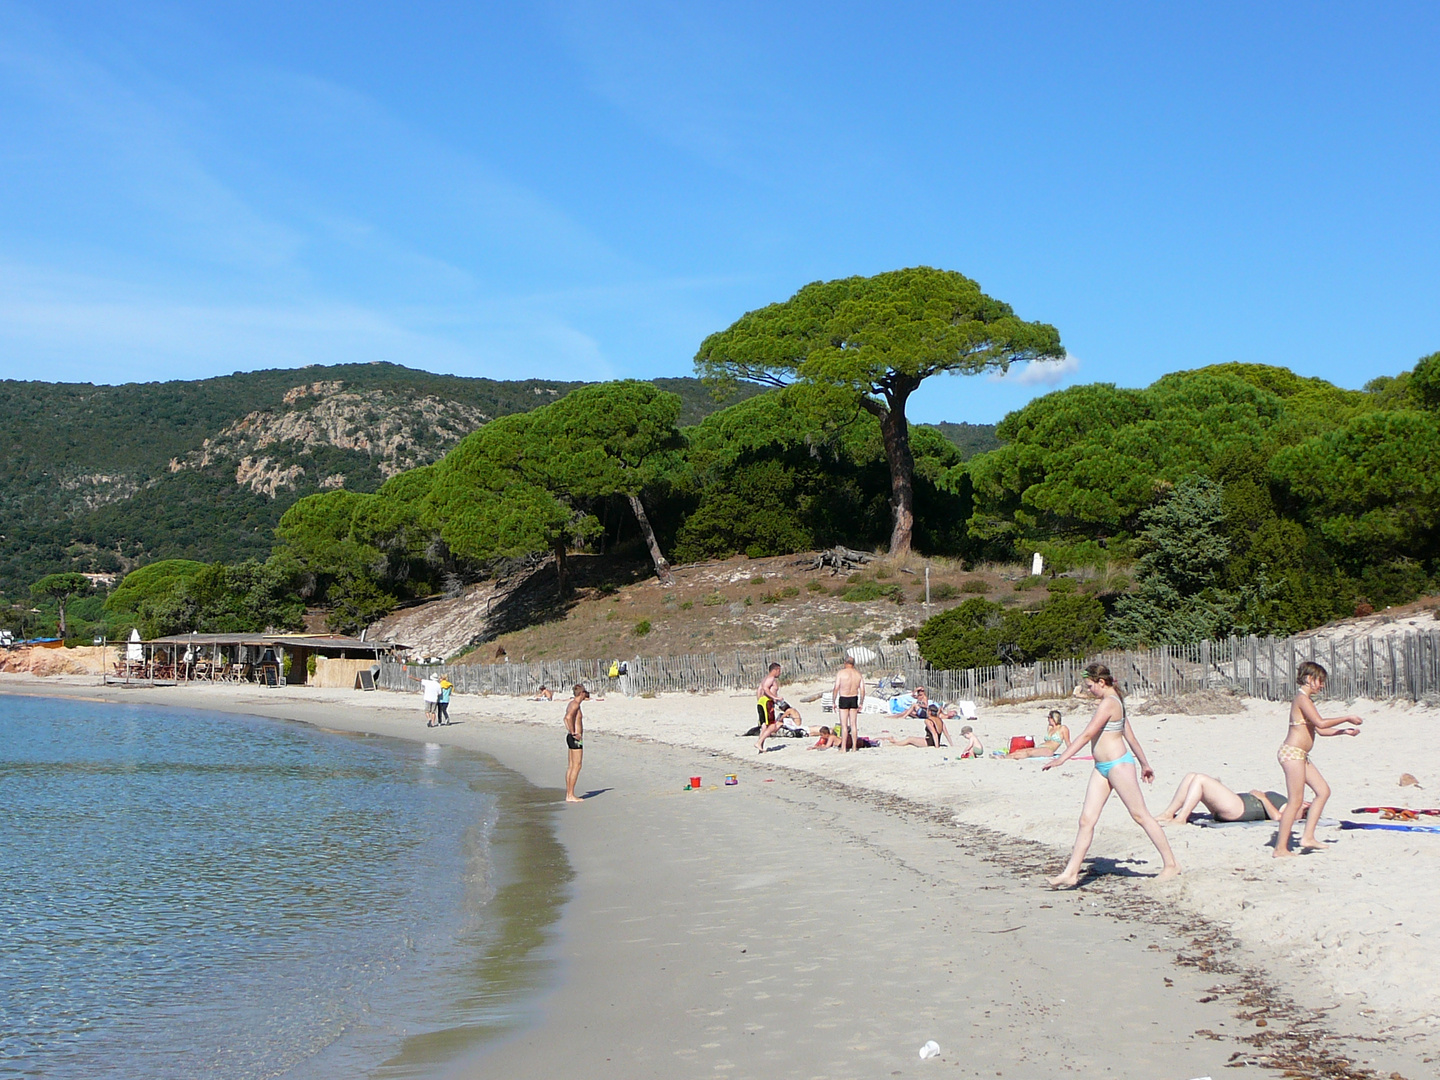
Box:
[633,619,652,636]
[960,579,989,594]
[839,580,905,603]
[930,582,960,600]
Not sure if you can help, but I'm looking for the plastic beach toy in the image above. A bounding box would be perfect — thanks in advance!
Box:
[724,774,737,785]
[689,776,701,789]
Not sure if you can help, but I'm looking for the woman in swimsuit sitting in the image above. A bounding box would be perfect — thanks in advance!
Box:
[1043,662,1180,887]
[883,705,953,748]
[1154,774,1303,825]
[1006,710,1070,759]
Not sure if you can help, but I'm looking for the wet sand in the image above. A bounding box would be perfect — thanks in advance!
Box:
[4,675,1431,1079]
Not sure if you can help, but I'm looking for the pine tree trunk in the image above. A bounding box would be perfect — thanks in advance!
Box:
[553,541,568,597]
[873,389,917,559]
[58,600,67,639]
[627,493,675,585]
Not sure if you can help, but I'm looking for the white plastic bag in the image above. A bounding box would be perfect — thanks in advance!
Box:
[918,1040,940,1059]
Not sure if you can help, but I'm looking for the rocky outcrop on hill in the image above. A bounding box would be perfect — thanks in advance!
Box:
[169,380,491,495]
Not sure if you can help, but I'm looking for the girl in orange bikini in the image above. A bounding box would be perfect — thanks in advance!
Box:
[1274,661,1362,858]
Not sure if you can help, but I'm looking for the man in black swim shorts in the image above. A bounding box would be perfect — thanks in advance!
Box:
[564,684,589,803]
[832,656,865,751]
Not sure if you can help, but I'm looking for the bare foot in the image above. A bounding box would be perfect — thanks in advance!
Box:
[565,795,582,803]
[1156,815,1175,827]
[1299,843,1327,853]
[1272,847,1295,859]
[1155,864,1182,880]
[1048,872,1080,889]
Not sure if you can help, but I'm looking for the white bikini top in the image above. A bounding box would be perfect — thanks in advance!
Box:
[1102,695,1126,733]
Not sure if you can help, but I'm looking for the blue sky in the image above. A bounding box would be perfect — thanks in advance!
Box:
[0,2,1436,423]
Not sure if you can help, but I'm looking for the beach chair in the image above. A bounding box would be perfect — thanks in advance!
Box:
[821,692,834,712]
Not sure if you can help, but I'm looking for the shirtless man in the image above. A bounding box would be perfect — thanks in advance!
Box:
[564,684,589,803]
[832,657,865,751]
[755,663,783,752]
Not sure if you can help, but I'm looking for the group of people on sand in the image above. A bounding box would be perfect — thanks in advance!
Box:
[1041,658,1361,886]
[754,657,985,756]
[751,654,1362,886]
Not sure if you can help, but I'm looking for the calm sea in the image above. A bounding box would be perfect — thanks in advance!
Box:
[0,696,570,1079]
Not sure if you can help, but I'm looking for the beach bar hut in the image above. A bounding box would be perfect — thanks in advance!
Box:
[141,632,408,687]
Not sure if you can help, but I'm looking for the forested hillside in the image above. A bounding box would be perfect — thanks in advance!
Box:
[0,364,760,601]
[13,349,1438,661]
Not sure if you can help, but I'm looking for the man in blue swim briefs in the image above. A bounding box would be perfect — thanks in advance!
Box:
[564,684,589,803]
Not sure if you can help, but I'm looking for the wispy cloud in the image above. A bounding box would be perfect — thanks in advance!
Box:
[0,12,720,384]
[989,354,1082,386]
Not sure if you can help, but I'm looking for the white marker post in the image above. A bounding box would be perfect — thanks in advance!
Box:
[1031,552,1044,577]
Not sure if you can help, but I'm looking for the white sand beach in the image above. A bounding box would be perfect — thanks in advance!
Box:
[4,673,1435,1078]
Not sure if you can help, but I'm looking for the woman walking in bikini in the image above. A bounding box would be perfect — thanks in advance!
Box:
[1043,662,1180,887]
[1274,661,1362,857]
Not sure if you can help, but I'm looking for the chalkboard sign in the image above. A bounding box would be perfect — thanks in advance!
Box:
[262,665,279,687]
[356,670,376,691]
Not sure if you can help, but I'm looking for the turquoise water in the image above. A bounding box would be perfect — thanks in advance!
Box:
[0,696,569,1079]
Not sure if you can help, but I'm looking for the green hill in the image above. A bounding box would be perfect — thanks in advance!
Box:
[0,364,756,598]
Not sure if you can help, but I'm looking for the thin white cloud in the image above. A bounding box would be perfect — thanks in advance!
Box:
[989,354,1082,386]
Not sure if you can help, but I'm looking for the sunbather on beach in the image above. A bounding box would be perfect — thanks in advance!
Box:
[957,725,983,758]
[531,685,554,700]
[1155,774,1303,824]
[1006,710,1069,759]
[809,725,842,749]
[884,704,953,748]
[1043,662,1180,887]
[1274,661,1362,858]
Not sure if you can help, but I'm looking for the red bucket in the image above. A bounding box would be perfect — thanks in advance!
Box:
[690,776,701,789]
[1009,736,1035,754]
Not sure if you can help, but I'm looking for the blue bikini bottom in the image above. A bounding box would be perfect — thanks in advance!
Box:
[1094,750,1137,779]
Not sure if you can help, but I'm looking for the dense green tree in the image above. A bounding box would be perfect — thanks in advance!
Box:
[536,381,685,584]
[967,369,1309,556]
[1410,351,1440,411]
[917,598,1007,669]
[1271,409,1440,564]
[696,267,1063,558]
[424,413,597,594]
[29,572,91,638]
[105,560,208,632]
[1107,479,1235,647]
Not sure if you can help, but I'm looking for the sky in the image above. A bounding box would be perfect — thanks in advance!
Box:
[0,2,1436,423]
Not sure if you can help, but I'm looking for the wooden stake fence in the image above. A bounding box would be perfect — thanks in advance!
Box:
[379,631,1440,704]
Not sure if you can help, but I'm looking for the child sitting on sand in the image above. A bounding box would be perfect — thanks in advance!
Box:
[1274,661,1362,858]
[957,726,983,758]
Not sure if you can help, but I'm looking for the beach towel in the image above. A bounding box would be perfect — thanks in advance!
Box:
[1350,806,1440,816]
[1195,816,1339,829]
[1340,820,1440,834]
